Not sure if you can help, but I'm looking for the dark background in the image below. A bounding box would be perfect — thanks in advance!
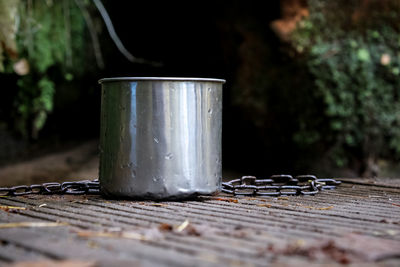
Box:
[94,0,286,176]
[1,0,285,176]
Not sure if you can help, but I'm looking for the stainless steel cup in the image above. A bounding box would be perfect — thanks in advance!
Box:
[98,77,225,199]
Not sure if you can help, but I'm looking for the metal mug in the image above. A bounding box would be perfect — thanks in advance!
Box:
[98,77,225,199]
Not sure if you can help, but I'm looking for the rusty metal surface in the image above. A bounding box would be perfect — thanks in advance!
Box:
[0,179,400,266]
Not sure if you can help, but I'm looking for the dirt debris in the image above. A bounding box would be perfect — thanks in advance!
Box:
[295,203,334,210]
[211,197,238,203]
[160,220,204,236]
[76,220,207,242]
[264,234,400,264]
[267,240,350,264]
[0,205,26,212]
[158,223,174,232]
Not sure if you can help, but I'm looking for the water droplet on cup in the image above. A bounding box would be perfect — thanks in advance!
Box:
[165,153,173,160]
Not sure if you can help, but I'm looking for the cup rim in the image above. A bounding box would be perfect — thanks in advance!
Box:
[99,77,226,84]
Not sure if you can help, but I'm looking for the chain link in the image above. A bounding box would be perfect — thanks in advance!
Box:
[0,175,341,197]
[0,179,100,196]
[221,175,341,196]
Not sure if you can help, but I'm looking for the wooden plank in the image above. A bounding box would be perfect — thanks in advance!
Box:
[0,212,221,267]
[0,178,399,266]
[340,178,400,188]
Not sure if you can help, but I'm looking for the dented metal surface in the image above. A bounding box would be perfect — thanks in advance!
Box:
[98,77,225,199]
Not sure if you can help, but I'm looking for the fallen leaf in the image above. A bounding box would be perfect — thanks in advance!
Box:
[38,204,47,208]
[0,222,68,229]
[77,231,116,238]
[175,220,207,236]
[277,197,289,200]
[212,197,238,203]
[0,205,26,211]
[160,221,207,236]
[392,203,400,207]
[158,223,173,232]
[184,224,202,236]
[296,204,334,210]
[176,220,190,232]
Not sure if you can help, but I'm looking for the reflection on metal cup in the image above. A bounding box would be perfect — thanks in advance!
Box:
[98,77,225,199]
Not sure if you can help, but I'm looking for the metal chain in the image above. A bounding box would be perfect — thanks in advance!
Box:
[0,179,100,196]
[0,175,341,197]
[221,175,341,196]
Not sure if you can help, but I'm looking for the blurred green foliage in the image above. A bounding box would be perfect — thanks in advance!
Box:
[291,0,400,170]
[1,0,88,138]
